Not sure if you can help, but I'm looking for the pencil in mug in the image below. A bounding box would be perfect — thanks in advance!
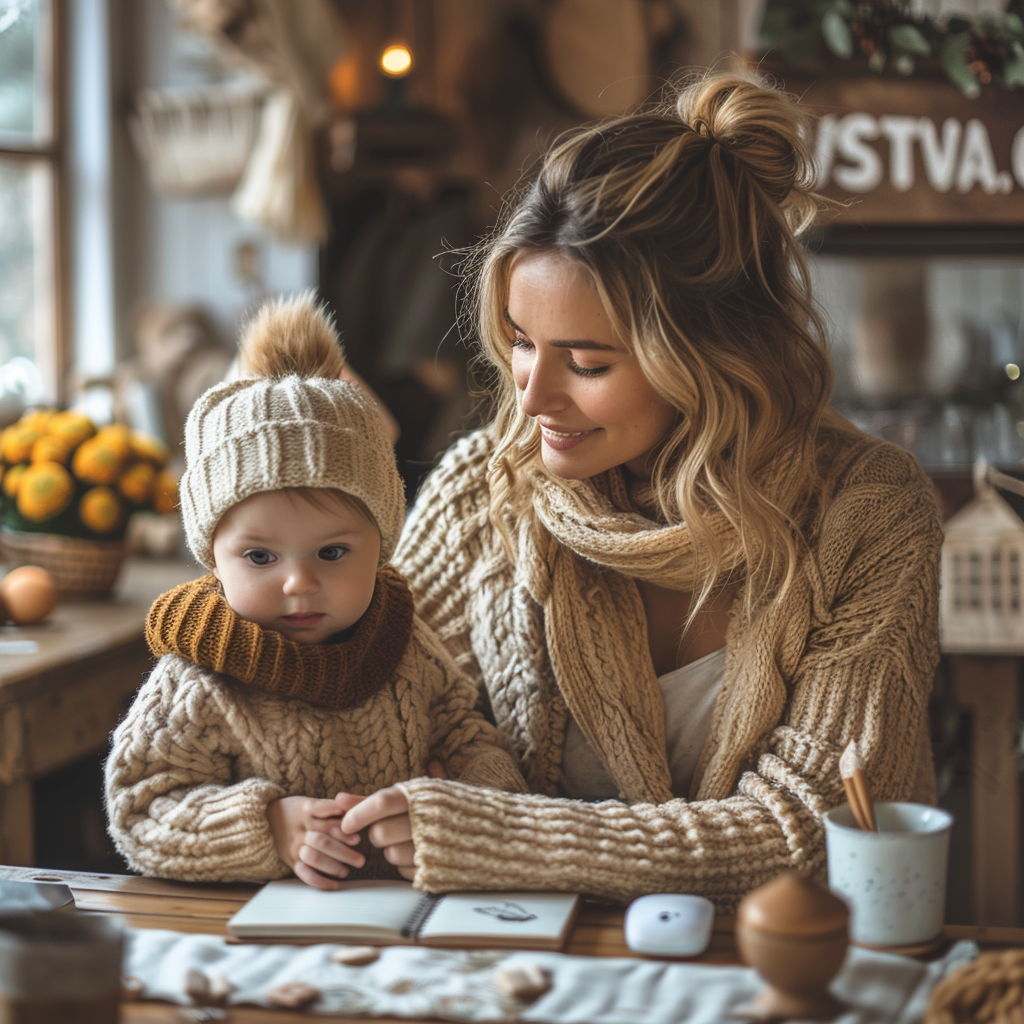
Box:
[840,740,877,832]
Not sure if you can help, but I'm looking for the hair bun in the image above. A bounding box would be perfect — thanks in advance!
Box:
[675,71,816,213]
[239,291,347,380]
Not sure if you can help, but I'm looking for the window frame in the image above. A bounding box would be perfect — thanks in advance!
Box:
[0,0,66,404]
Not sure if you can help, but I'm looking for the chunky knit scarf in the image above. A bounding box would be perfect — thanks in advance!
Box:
[146,566,415,710]
[524,464,816,805]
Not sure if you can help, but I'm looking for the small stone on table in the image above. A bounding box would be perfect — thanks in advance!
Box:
[495,963,552,1001]
[267,981,321,1009]
[330,945,381,966]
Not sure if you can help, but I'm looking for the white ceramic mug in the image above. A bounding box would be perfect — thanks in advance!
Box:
[823,802,953,948]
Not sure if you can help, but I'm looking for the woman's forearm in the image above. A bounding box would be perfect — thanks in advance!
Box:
[399,659,930,910]
[399,774,803,908]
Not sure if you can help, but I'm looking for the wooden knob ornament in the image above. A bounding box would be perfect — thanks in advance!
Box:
[734,871,849,1022]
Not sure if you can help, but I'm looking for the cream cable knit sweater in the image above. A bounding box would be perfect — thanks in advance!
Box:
[105,617,527,882]
[392,423,943,910]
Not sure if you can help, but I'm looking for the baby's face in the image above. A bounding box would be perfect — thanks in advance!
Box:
[212,489,381,645]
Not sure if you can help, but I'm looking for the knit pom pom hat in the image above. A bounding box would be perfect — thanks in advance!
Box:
[179,292,405,569]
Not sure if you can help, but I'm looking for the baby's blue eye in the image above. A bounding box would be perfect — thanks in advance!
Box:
[244,549,274,566]
[319,546,346,561]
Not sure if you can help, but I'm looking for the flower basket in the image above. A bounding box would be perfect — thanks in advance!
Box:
[0,529,127,597]
[0,410,178,596]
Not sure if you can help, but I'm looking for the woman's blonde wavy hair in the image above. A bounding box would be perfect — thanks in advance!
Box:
[467,69,836,620]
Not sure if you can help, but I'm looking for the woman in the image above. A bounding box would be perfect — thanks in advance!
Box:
[341,70,943,909]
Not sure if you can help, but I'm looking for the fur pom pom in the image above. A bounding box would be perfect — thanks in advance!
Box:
[238,291,346,380]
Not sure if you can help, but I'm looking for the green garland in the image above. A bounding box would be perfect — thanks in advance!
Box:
[759,0,1024,96]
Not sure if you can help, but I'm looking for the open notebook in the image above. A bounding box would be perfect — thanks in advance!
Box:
[228,879,581,950]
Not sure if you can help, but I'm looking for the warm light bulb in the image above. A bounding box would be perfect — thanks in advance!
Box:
[1008,363,1021,381]
[380,43,413,78]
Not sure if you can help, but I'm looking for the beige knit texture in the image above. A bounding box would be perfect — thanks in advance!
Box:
[179,373,404,568]
[104,617,527,883]
[392,421,943,910]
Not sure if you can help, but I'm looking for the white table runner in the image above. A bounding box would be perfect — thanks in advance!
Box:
[124,929,978,1023]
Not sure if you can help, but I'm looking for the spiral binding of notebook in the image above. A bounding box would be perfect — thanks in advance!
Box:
[401,893,444,940]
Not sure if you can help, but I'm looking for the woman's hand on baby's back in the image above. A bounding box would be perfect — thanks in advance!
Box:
[267,795,365,890]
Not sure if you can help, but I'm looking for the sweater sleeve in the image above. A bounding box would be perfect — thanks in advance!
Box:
[411,620,528,795]
[397,447,943,909]
[104,655,290,883]
[393,429,495,691]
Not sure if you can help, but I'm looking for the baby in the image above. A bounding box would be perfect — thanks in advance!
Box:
[105,293,525,888]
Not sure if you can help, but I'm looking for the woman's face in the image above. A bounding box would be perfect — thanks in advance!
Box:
[507,252,677,480]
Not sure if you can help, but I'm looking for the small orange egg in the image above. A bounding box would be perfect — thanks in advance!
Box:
[0,565,58,624]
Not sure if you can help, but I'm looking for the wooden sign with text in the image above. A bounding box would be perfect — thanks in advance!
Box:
[777,72,1024,226]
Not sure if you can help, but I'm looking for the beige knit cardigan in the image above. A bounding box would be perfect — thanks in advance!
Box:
[392,422,943,910]
[105,616,527,883]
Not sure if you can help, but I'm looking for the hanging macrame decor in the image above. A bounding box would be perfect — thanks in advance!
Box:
[128,83,267,197]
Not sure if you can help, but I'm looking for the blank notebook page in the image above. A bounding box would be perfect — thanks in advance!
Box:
[230,880,424,933]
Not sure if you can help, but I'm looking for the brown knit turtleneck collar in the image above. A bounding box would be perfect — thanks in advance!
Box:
[146,566,415,710]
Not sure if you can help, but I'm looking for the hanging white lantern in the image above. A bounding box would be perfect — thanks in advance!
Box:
[941,481,1024,653]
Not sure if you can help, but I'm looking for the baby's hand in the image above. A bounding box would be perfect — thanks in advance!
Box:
[338,763,444,883]
[266,795,364,890]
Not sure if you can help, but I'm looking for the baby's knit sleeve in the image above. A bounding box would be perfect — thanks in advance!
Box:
[104,655,289,883]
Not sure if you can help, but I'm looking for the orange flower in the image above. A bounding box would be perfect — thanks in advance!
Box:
[94,424,131,460]
[17,462,75,522]
[79,486,124,534]
[72,437,125,485]
[30,435,72,465]
[129,431,169,467]
[118,461,156,503]
[2,463,26,498]
[1,426,41,465]
[19,409,56,433]
[48,411,95,448]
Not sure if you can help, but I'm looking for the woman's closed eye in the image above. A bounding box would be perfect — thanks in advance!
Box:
[318,545,347,562]
[512,333,610,378]
[243,549,276,566]
[566,355,610,378]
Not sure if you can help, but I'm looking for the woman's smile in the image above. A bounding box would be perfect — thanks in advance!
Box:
[538,423,601,450]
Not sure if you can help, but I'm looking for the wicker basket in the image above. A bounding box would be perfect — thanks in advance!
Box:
[0,529,127,597]
[128,84,266,196]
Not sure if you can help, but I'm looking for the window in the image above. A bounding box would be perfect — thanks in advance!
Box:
[0,0,61,401]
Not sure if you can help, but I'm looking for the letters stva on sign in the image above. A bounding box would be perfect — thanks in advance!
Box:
[777,71,1024,226]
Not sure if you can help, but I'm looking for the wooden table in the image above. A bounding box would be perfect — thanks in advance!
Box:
[1,865,1022,1024]
[0,558,196,865]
